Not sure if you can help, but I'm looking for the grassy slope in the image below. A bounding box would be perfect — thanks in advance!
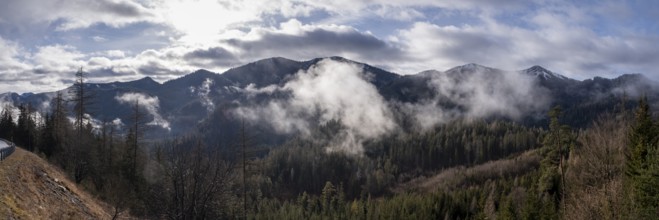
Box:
[0,148,114,219]
[394,149,541,193]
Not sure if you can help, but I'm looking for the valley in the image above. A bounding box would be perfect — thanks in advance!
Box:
[0,56,657,219]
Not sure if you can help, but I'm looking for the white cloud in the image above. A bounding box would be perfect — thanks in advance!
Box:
[0,40,74,93]
[221,19,403,69]
[88,57,113,67]
[0,0,156,31]
[283,59,397,139]
[395,17,659,80]
[1,41,230,93]
[0,100,18,123]
[242,83,280,97]
[189,78,215,113]
[0,75,68,94]
[92,50,126,58]
[1,0,659,94]
[397,65,551,131]
[0,37,29,72]
[92,36,108,42]
[112,118,124,128]
[115,92,170,130]
[236,59,397,154]
[373,5,425,21]
[106,50,126,58]
[31,44,86,73]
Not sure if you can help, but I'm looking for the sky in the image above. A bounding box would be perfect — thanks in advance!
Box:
[0,0,658,93]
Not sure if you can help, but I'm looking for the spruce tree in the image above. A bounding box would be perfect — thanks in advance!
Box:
[625,97,659,218]
[0,106,14,140]
[626,97,654,177]
[538,106,574,216]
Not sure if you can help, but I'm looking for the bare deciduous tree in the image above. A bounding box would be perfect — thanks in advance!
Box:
[149,139,235,219]
[564,113,629,219]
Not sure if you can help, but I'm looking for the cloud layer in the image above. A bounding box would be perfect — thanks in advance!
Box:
[404,66,551,130]
[236,59,397,154]
[189,78,215,113]
[115,92,170,130]
[1,0,658,93]
[236,59,552,154]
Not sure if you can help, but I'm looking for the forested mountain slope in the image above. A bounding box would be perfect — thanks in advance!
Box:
[0,57,657,219]
[1,57,656,145]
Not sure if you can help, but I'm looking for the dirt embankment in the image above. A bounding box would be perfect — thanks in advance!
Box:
[0,148,114,219]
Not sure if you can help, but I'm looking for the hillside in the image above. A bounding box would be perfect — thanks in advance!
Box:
[0,148,117,219]
[2,57,656,143]
[394,149,541,194]
[0,56,656,219]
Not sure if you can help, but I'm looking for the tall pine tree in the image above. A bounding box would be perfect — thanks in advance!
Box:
[625,97,659,218]
[0,105,14,140]
[538,106,574,215]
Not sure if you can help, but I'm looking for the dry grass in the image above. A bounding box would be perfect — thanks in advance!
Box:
[394,149,541,193]
[0,148,116,219]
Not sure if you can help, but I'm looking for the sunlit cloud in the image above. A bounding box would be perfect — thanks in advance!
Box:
[0,0,658,93]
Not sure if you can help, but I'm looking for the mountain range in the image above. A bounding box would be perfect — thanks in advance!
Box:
[0,56,656,145]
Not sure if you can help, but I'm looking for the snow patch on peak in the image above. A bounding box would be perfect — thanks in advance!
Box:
[523,65,568,80]
[460,63,485,70]
[446,63,497,74]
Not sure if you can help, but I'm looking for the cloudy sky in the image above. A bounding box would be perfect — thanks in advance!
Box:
[0,0,657,93]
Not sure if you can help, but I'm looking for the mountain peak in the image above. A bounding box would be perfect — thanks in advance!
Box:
[191,69,217,75]
[528,65,549,72]
[162,69,219,88]
[136,76,158,84]
[109,75,161,91]
[185,69,219,80]
[617,73,645,79]
[19,92,35,97]
[239,57,303,70]
[522,65,568,80]
[254,57,298,64]
[328,56,350,62]
[614,73,652,84]
[222,57,306,87]
[463,63,483,68]
[446,63,498,74]
[305,56,354,65]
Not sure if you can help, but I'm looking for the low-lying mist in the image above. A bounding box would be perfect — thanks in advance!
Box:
[404,67,551,130]
[236,59,397,155]
[235,59,552,155]
[115,92,171,131]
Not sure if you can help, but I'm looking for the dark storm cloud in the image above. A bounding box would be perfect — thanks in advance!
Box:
[433,29,510,63]
[88,67,134,77]
[185,47,235,59]
[0,0,155,32]
[97,0,150,17]
[183,47,240,67]
[226,27,404,61]
[138,61,181,76]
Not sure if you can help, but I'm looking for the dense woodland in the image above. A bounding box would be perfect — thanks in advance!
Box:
[0,70,658,219]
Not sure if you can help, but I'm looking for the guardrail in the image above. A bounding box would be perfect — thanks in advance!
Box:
[0,138,16,161]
